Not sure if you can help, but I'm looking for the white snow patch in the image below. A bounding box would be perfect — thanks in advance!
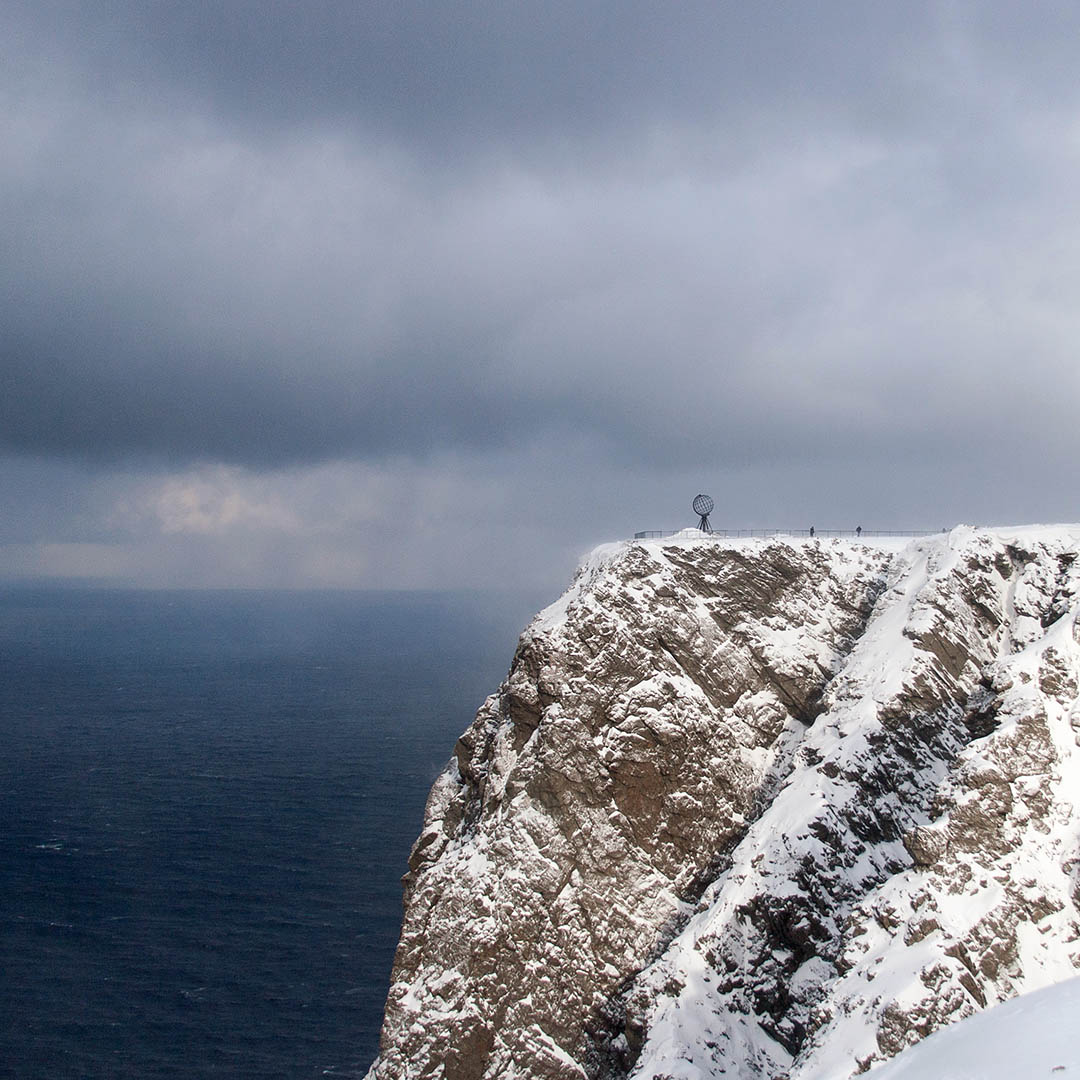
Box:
[844,975,1080,1080]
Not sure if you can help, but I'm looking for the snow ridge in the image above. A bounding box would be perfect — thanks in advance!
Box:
[368,527,1080,1080]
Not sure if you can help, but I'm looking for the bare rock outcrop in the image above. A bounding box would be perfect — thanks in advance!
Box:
[367,526,1080,1080]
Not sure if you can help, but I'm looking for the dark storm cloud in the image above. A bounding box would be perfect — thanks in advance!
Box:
[4,1,1080,478]
[14,0,1080,153]
[8,1,936,147]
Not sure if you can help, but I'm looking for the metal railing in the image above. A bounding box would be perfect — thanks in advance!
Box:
[632,528,938,540]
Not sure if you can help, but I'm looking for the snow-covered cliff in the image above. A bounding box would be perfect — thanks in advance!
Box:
[367,526,1080,1080]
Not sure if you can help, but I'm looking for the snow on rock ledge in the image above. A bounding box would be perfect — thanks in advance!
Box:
[367,527,1080,1080]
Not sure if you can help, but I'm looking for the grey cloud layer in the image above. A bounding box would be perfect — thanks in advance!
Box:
[4,1,1080,479]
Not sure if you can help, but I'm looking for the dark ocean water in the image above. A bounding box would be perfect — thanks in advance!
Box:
[0,587,546,1080]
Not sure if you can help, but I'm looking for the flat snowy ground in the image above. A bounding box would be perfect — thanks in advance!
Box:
[849,976,1080,1079]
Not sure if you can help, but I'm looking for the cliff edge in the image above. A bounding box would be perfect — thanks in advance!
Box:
[367,526,1080,1080]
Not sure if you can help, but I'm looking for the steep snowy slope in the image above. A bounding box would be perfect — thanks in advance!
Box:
[852,974,1080,1079]
[367,527,1080,1080]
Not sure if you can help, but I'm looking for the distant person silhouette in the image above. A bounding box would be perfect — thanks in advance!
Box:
[856,525,862,537]
[809,525,815,537]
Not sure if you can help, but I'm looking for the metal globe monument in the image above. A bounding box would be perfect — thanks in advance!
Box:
[693,493,714,533]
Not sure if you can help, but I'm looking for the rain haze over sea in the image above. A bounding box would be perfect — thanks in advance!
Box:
[0,586,546,1079]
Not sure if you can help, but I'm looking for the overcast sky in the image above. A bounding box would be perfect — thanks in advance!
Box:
[4,1,1080,592]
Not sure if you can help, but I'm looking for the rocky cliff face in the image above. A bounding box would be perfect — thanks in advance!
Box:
[367,527,1080,1080]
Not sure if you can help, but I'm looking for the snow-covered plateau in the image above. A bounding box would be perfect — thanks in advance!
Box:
[367,526,1080,1080]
